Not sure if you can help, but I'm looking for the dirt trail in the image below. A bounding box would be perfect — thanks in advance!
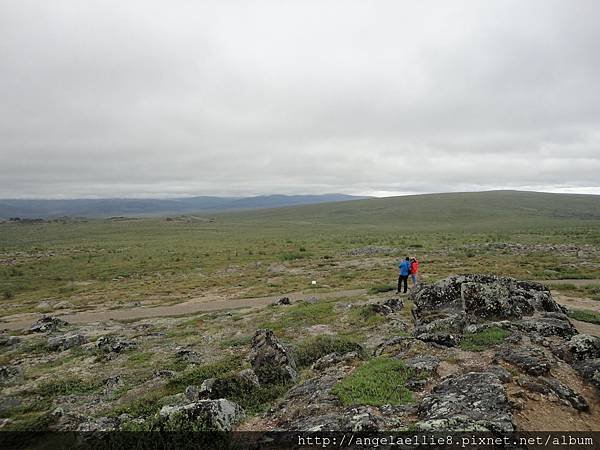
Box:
[553,293,600,313]
[0,289,366,331]
[541,278,600,286]
[2,278,599,334]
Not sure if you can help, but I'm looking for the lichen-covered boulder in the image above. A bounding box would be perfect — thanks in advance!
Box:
[0,334,20,349]
[47,333,87,351]
[568,334,600,360]
[96,336,136,353]
[416,372,514,432]
[158,399,245,431]
[29,315,68,333]
[411,275,575,345]
[497,346,552,376]
[251,329,298,384]
[0,365,23,385]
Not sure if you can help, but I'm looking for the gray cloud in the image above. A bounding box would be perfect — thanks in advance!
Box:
[1,0,599,198]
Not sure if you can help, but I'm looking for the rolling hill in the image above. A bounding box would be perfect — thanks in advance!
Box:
[218,190,600,230]
[0,194,366,219]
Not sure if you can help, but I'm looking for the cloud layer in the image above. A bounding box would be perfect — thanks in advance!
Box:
[1,0,599,198]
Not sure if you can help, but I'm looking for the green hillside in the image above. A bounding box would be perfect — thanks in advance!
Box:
[219,190,600,230]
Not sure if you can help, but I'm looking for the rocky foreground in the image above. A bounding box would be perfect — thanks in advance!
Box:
[1,275,599,433]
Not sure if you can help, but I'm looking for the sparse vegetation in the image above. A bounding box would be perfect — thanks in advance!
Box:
[0,191,599,432]
[332,357,420,406]
[367,283,395,294]
[294,335,364,368]
[568,309,600,325]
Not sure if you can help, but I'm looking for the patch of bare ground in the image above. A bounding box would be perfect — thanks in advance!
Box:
[554,293,600,313]
[510,360,600,431]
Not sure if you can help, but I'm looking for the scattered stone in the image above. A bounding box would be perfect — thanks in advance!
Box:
[237,368,260,387]
[76,416,120,432]
[199,378,216,398]
[498,347,552,376]
[305,296,318,304]
[251,329,298,384]
[175,347,202,364]
[416,372,514,432]
[185,385,200,402]
[47,333,87,351]
[382,298,404,312]
[402,355,440,375]
[96,336,137,353]
[0,396,21,415]
[406,379,428,391]
[373,336,431,357]
[36,301,51,309]
[267,263,287,274]
[287,407,382,431]
[0,365,23,384]
[517,376,589,411]
[29,315,68,333]
[154,369,176,378]
[158,399,245,431]
[54,301,75,310]
[572,359,600,391]
[539,378,589,411]
[276,297,291,305]
[345,246,399,257]
[0,334,20,349]
[487,365,512,383]
[103,375,124,396]
[568,334,600,361]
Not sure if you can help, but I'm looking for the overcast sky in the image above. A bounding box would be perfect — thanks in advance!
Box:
[1,0,599,198]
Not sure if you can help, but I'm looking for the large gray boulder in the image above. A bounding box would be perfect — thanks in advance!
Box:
[158,399,245,431]
[416,372,514,432]
[0,365,23,385]
[251,329,298,384]
[0,334,20,349]
[47,333,87,351]
[411,275,576,345]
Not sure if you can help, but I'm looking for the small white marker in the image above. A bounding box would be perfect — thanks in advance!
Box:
[311,280,317,285]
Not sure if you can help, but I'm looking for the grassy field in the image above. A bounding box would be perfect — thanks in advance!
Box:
[1,191,600,317]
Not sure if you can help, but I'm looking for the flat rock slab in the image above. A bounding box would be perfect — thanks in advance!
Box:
[498,347,552,376]
[417,372,514,432]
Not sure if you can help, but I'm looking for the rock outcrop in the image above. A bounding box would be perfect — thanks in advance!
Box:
[411,275,576,346]
[157,399,245,431]
[29,316,68,333]
[251,329,298,384]
[96,336,137,353]
[47,333,87,352]
[417,372,514,432]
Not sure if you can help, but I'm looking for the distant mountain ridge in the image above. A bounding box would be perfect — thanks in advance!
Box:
[0,194,367,219]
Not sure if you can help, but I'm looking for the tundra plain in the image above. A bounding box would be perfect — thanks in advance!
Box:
[1,191,600,433]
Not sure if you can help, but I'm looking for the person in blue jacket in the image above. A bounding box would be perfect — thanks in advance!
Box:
[397,256,411,294]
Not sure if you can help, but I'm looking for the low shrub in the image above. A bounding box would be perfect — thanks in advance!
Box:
[294,335,364,368]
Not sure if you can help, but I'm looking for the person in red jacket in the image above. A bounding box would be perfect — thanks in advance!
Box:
[410,257,419,287]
